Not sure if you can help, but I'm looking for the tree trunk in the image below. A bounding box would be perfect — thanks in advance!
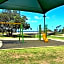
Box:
[10,29,13,36]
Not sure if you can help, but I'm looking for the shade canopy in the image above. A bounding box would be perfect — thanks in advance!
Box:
[0,0,8,4]
[0,0,64,14]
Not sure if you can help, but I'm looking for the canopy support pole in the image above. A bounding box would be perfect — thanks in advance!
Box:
[39,24,41,41]
[43,14,46,33]
[19,24,24,43]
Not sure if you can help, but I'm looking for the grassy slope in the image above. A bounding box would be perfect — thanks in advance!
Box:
[35,34,64,40]
[0,46,64,64]
[47,35,64,40]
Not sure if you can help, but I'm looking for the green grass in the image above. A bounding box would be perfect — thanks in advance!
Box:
[47,35,64,40]
[35,34,64,40]
[0,46,64,64]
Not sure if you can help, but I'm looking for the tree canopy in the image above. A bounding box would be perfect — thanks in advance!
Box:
[0,9,31,36]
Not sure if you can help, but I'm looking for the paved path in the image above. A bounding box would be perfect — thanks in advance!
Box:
[0,38,64,42]
[0,38,39,40]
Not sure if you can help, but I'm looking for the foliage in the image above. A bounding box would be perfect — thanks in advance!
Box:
[62,27,64,34]
[0,10,31,36]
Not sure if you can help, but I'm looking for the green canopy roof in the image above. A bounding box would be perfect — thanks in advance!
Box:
[0,0,64,13]
[0,0,8,4]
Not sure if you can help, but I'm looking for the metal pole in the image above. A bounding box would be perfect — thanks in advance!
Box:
[39,24,41,40]
[21,24,24,43]
[43,14,46,33]
[45,25,47,38]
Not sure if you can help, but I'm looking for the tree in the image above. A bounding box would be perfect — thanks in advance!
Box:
[62,27,64,34]
[0,9,31,36]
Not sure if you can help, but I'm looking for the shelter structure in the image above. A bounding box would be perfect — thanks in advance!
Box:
[0,0,8,4]
[0,0,64,32]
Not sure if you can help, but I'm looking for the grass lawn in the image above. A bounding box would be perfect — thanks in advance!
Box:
[47,35,64,40]
[35,34,64,40]
[0,46,64,64]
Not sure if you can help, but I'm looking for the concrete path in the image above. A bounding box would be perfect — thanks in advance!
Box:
[0,41,3,48]
[0,38,64,42]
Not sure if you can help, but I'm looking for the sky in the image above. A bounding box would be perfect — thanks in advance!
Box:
[0,5,64,31]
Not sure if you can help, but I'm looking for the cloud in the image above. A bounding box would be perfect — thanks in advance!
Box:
[46,17,50,19]
[27,17,31,20]
[26,20,38,23]
[31,20,37,23]
[26,20,30,22]
[34,16,42,19]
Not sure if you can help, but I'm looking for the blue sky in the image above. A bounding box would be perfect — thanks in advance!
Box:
[20,5,64,31]
[0,5,64,31]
